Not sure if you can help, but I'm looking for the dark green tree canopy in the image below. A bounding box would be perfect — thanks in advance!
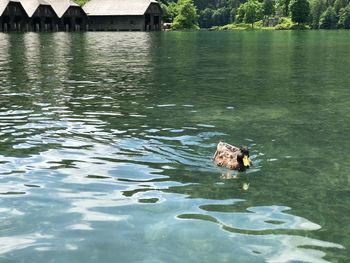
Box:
[276,0,291,16]
[289,0,311,24]
[310,0,327,28]
[319,6,338,28]
[263,0,275,16]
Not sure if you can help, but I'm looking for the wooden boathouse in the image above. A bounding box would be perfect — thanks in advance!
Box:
[0,0,87,32]
[1,0,162,32]
[83,0,162,31]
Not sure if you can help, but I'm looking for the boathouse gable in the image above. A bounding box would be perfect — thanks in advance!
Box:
[1,1,29,32]
[145,2,161,31]
[31,4,58,32]
[60,5,87,31]
[44,0,87,31]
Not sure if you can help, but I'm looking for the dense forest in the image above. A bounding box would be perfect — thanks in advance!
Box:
[161,0,350,29]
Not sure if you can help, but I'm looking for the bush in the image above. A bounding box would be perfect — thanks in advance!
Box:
[289,23,310,29]
[275,17,294,29]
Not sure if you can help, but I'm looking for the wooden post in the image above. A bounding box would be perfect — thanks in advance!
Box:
[40,18,45,32]
[150,15,154,31]
[72,17,76,31]
[10,15,14,32]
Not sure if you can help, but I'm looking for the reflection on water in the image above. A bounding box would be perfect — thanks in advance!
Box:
[0,32,349,262]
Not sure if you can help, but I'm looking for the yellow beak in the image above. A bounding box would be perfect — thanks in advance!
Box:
[243,156,250,167]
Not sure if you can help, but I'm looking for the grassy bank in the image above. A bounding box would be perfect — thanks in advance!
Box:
[211,23,274,31]
[210,18,310,31]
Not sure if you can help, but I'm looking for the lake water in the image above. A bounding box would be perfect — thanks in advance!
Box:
[0,31,349,262]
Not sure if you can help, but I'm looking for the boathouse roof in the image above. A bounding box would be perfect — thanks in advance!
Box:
[0,0,79,17]
[45,0,79,18]
[0,0,10,16]
[83,0,159,16]
[20,0,51,17]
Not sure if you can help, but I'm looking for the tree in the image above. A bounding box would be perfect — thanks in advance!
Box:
[236,4,246,22]
[338,4,350,28]
[199,8,214,28]
[275,0,291,16]
[244,0,263,27]
[161,2,178,22]
[263,0,275,17]
[319,7,338,28]
[236,0,263,27]
[309,0,327,28]
[212,7,231,25]
[289,0,311,24]
[172,0,199,29]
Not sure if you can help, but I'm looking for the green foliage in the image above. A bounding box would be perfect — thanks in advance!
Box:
[75,0,89,6]
[274,16,309,28]
[319,6,338,28]
[263,0,275,16]
[172,0,200,29]
[319,7,338,28]
[199,8,215,27]
[211,21,274,29]
[212,7,232,25]
[334,0,349,13]
[275,0,291,16]
[159,0,349,29]
[275,16,294,28]
[289,0,311,24]
[235,0,263,26]
[310,0,327,28]
[236,4,246,22]
[245,0,264,26]
[338,4,350,28]
[196,0,239,27]
[161,2,178,22]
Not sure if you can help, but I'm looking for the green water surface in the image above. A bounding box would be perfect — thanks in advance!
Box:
[0,31,349,262]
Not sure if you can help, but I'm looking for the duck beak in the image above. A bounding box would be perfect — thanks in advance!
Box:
[243,155,250,167]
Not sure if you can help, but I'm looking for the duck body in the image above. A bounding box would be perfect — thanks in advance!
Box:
[213,142,251,171]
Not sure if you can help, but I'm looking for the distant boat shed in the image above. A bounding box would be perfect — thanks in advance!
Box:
[0,0,87,32]
[83,0,162,31]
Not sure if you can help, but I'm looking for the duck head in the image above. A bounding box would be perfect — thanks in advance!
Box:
[239,146,251,168]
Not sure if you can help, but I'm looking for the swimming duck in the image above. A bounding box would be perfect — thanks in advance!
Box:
[213,141,252,171]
